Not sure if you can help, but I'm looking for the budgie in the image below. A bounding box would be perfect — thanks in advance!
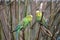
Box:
[12,15,33,40]
[36,10,52,37]
[36,10,48,27]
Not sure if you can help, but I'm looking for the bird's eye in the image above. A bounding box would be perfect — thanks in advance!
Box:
[39,13,40,15]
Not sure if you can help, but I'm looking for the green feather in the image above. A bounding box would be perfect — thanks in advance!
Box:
[41,16,48,27]
[13,16,31,32]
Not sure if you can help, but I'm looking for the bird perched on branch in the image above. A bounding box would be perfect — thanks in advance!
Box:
[36,10,52,37]
[36,10,48,27]
[12,15,33,32]
[12,15,33,40]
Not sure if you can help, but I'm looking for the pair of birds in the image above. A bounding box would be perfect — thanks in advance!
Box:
[13,10,47,32]
[12,10,47,40]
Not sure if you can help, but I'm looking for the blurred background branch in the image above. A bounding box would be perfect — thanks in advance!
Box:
[0,0,60,40]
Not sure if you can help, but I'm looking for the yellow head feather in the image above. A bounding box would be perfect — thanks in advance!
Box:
[26,15,33,21]
[36,10,42,17]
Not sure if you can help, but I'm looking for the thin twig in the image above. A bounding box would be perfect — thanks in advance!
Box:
[0,20,7,40]
[36,25,41,40]
[30,21,36,29]
[22,29,25,40]
[0,1,15,12]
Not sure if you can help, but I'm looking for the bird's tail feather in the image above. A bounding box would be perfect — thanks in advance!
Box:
[16,29,20,40]
[16,31,19,40]
[12,24,21,32]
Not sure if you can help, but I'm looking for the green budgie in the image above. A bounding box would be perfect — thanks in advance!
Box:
[36,10,47,27]
[36,10,52,37]
[12,15,33,40]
